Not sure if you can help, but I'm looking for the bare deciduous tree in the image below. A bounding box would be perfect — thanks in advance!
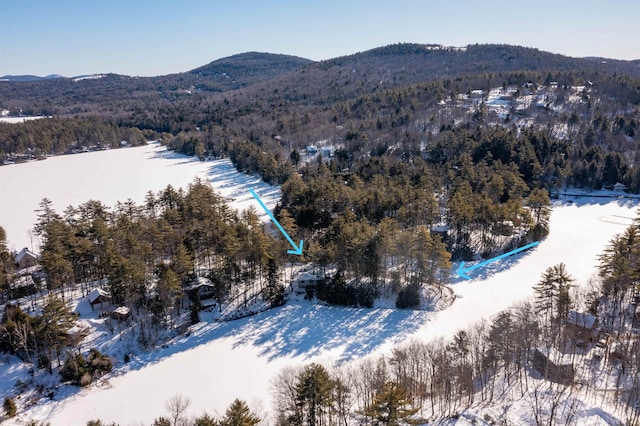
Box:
[165,394,191,426]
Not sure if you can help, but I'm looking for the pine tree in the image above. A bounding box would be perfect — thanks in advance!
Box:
[360,381,419,425]
[533,263,574,327]
[295,363,335,426]
[219,399,261,426]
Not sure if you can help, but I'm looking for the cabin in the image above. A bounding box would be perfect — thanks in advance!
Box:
[14,247,38,269]
[320,147,333,158]
[88,288,111,309]
[532,347,574,385]
[294,271,325,290]
[613,182,627,192]
[565,310,599,342]
[110,306,130,321]
[186,277,216,300]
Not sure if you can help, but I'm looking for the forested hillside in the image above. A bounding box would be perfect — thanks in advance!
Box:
[2,43,640,303]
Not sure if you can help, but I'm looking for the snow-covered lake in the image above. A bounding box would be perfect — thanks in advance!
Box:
[0,143,279,251]
[17,197,640,424]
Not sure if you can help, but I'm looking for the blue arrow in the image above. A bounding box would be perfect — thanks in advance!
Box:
[249,188,304,256]
[457,241,540,280]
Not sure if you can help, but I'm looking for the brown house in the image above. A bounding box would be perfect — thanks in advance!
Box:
[532,347,574,385]
[565,310,599,342]
[88,288,111,309]
[14,247,38,269]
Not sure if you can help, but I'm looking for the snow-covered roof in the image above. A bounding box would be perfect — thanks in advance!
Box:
[535,346,573,365]
[15,247,37,263]
[567,311,597,330]
[187,276,214,290]
[113,306,130,316]
[88,288,110,304]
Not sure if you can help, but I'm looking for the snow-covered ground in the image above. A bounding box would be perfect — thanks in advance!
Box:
[11,197,639,425]
[0,116,48,124]
[0,142,279,252]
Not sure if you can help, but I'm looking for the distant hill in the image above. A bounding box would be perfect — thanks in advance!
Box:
[0,74,66,82]
[189,51,313,81]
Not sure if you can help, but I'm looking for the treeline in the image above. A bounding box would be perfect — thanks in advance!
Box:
[0,117,153,159]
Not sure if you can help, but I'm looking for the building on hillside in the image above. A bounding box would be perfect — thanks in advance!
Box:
[532,347,574,385]
[613,182,627,192]
[293,271,324,290]
[88,288,111,309]
[186,276,216,300]
[565,310,599,342]
[14,247,38,269]
[110,306,131,321]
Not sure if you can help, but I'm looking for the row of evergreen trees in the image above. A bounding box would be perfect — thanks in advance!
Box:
[32,177,285,332]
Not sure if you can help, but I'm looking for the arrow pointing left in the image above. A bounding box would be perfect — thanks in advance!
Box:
[457,241,540,280]
[249,188,304,256]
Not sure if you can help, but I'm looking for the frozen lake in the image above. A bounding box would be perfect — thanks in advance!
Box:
[0,143,279,252]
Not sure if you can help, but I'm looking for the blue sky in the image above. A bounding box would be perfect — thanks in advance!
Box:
[1,0,639,77]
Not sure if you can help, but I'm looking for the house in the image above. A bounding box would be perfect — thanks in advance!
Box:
[88,288,111,309]
[110,306,130,321]
[532,347,574,385]
[294,271,324,289]
[14,247,38,269]
[613,182,627,192]
[186,277,216,300]
[565,310,599,342]
[320,147,333,158]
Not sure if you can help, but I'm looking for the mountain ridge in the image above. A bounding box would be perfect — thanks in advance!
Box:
[3,44,639,81]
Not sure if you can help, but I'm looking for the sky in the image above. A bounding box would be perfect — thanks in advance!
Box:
[1,0,639,77]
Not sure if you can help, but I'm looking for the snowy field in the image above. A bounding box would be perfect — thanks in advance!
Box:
[0,143,279,251]
[13,197,639,425]
[0,116,48,124]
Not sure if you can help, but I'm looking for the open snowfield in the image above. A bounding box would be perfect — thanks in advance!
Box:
[0,116,48,124]
[0,143,279,251]
[10,196,638,425]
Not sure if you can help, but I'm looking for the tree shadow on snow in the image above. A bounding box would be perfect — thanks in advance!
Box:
[449,247,539,284]
[227,301,430,363]
[125,301,430,372]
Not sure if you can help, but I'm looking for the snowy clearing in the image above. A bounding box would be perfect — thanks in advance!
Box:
[0,116,49,124]
[0,143,279,252]
[13,197,639,425]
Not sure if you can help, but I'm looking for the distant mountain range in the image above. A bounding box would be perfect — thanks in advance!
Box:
[3,43,639,83]
[1,43,639,116]
[0,74,66,82]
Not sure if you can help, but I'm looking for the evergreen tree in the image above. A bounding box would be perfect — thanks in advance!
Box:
[360,381,419,425]
[295,363,335,426]
[533,263,574,327]
[219,399,261,426]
